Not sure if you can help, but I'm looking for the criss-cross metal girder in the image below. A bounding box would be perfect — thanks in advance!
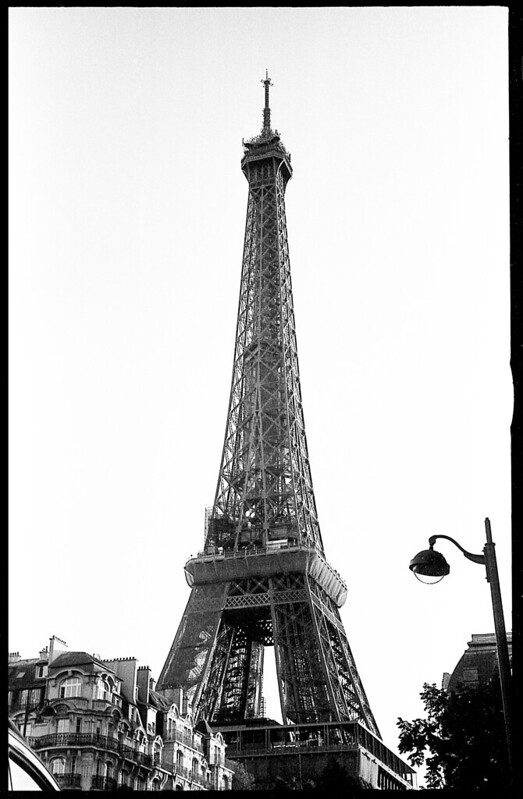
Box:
[206,131,322,554]
[157,79,380,740]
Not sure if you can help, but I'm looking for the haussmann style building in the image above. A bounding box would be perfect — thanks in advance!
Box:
[8,636,234,790]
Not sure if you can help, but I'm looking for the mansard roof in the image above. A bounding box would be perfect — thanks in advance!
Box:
[49,652,115,672]
[447,632,513,693]
[148,689,171,712]
[8,659,45,689]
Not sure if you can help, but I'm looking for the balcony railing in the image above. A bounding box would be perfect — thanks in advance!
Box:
[91,774,118,790]
[30,732,119,752]
[170,764,212,788]
[133,749,154,767]
[27,731,218,785]
[191,770,213,789]
[55,772,82,789]
[29,732,152,767]
[170,729,204,753]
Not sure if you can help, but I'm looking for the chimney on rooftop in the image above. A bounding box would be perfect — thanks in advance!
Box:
[136,666,152,704]
[48,636,68,665]
[8,652,21,664]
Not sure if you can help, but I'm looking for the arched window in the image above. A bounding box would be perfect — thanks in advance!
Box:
[50,758,65,775]
[176,750,183,770]
[222,775,229,790]
[59,677,82,698]
[95,677,112,701]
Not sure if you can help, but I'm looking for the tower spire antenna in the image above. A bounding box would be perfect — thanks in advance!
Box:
[261,69,273,134]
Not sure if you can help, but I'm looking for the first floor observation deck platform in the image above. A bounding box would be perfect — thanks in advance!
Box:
[184,541,348,608]
[218,719,417,790]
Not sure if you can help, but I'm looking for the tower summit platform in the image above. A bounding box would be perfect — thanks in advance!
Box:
[241,71,292,183]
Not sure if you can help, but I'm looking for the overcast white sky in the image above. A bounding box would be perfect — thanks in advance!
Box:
[9,6,511,779]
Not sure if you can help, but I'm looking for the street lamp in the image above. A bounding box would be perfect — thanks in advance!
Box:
[409,518,512,780]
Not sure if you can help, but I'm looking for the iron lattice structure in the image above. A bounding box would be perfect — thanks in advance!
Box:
[158,75,380,737]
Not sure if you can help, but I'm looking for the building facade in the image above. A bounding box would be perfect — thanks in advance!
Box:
[8,636,233,791]
[442,632,513,693]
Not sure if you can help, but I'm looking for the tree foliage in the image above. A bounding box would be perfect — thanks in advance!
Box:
[229,759,255,790]
[397,680,509,790]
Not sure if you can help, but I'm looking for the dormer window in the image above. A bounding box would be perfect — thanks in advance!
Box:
[59,677,82,698]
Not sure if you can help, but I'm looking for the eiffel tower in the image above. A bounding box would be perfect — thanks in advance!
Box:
[157,75,415,789]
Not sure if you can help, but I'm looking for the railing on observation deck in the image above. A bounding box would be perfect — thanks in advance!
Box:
[190,541,346,588]
[221,721,415,786]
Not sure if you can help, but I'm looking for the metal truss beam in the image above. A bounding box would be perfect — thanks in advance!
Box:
[158,80,381,744]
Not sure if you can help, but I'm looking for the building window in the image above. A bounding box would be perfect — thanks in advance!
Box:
[51,759,66,775]
[96,678,112,701]
[60,677,82,698]
[57,719,69,734]
[29,688,42,706]
[463,668,479,683]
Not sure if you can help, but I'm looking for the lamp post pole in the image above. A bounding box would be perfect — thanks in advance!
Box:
[413,518,512,781]
[482,518,512,778]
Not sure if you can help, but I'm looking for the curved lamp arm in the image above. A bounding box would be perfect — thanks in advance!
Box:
[420,520,511,782]
[428,534,485,565]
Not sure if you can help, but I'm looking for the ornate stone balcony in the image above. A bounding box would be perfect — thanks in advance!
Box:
[29,732,152,767]
[55,772,82,789]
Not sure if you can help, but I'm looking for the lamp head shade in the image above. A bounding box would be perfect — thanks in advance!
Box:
[409,546,450,584]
